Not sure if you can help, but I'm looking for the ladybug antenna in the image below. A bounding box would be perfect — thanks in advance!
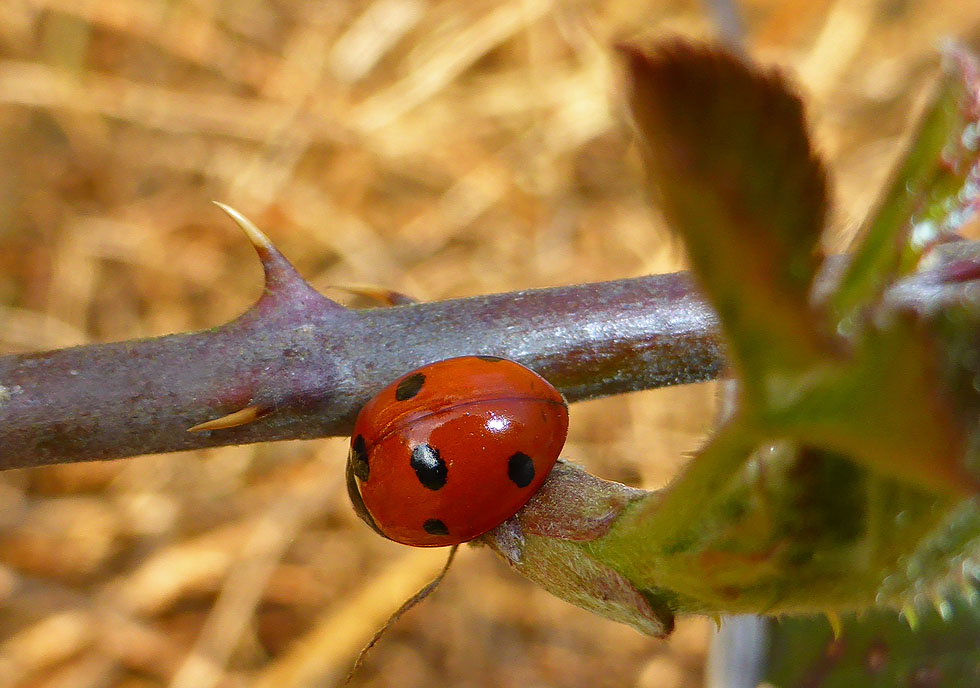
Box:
[344,545,459,685]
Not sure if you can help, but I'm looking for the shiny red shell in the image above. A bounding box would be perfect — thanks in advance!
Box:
[346,356,569,546]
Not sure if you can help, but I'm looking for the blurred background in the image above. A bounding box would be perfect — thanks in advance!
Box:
[1,1,979,687]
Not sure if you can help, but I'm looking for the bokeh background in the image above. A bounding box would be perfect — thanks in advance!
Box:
[1,1,979,687]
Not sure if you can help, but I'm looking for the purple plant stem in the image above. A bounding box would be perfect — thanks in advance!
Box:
[0,262,723,469]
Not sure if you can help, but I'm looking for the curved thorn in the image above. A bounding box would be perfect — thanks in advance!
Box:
[213,201,274,251]
[212,202,345,312]
[213,201,288,283]
[188,405,268,432]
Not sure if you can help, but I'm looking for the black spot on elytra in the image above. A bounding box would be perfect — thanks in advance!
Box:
[411,444,448,490]
[423,518,449,536]
[350,435,370,481]
[508,452,535,488]
[475,355,504,362]
[395,373,425,401]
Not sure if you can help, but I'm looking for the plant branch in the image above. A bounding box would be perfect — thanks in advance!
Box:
[0,210,724,469]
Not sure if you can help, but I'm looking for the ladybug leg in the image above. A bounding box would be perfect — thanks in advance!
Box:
[187,404,270,432]
[344,544,459,684]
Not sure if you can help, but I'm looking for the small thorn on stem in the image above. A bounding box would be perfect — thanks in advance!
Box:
[187,405,269,432]
[959,576,979,605]
[930,593,953,621]
[825,611,842,639]
[900,604,920,630]
[329,285,419,307]
[344,545,459,685]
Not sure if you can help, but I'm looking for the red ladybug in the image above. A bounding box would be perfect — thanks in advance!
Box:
[347,356,569,546]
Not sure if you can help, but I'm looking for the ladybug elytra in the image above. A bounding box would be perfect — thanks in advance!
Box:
[347,356,569,546]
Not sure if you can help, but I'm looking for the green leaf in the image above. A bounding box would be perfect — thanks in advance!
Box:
[829,44,980,325]
[549,440,957,617]
[623,42,836,399]
[765,588,980,687]
[771,312,976,496]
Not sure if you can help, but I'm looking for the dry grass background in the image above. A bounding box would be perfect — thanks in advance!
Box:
[1,1,979,687]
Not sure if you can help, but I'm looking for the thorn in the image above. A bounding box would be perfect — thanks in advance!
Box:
[930,593,953,621]
[212,201,291,284]
[213,201,274,251]
[212,202,344,311]
[826,611,842,639]
[960,576,980,606]
[900,604,920,631]
[345,545,459,685]
[330,285,419,307]
[188,405,269,432]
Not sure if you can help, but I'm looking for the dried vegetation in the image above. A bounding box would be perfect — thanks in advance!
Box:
[0,1,978,686]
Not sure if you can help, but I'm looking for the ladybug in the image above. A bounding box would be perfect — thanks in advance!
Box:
[346,356,569,546]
